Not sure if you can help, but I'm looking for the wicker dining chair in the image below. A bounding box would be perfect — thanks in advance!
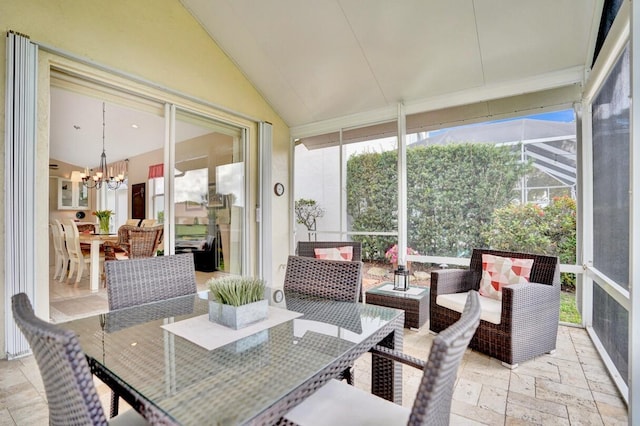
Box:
[284,291,481,426]
[11,293,148,426]
[105,253,197,310]
[284,255,362,303]
[296,241,364,302]
[103,225,164,262]
[284,255,362,385]
[104,253,197,417]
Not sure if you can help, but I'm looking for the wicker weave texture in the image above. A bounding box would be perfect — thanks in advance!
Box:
[104,225,163,262]
[106,253,197,310]
[408,291,481,425]
[11,293,109,426]
[284,255,362,303]
[429,248,560,365]
[366,288,429,329]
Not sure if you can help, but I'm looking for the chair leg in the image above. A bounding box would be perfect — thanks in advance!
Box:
[501,361,518,369]
[342,367,354,385]
[110,391,119,417]
[67,261,77,283]
[75,261,84,286]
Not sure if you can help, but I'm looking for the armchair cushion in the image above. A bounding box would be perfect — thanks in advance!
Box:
[479,254,533,300]
[313,246,353,261]
[437,292,502,324]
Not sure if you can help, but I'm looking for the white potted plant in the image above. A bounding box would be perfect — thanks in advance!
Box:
[207,276,267,329]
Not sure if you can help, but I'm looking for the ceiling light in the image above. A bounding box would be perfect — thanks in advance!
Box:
[80,102,125,190]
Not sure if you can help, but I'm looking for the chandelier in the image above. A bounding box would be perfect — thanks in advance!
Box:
[80,102,125,190]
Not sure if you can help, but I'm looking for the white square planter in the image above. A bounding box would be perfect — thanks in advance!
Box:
[209,299,268,330]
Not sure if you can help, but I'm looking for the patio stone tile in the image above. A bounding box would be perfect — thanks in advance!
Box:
[0,382,44,411]
[477,385,508,415]
[508,389,568,418]
[566,405,604,425]
[535,378,597,411]
[582,364,616,386]
[593,390,626,409]
[505,402,570,425]
[449,413,488,425]
[517,362,560,382]
[452,378,482,405]
[558,365,589,389]
[460,367,510,391]
[595,401,629,424]
[451,400,506,425]
[509,372,536,397]
[588,379,621,397]
[0,409,15,426]
[10,400,48,426]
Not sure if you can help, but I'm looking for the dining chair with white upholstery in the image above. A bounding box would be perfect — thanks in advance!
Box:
[284,291,482,426]
[50,220,69,282]
[63,219,101,286]
[11,292,148,426]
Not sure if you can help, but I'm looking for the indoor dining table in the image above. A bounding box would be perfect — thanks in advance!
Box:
[78,232,118,292]
[63,292,405,425]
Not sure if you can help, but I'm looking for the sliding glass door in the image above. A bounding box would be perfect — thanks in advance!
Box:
[173,109,246,275]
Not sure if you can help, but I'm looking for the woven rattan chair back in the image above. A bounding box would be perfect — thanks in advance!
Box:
[296,241,362,262]
[106,253,197,310]
[409,290,481,426]
[284,255,362,303]
[11,293,108,425]
[128,225,164,259]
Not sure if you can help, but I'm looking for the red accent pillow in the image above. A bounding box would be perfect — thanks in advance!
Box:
[479,254,534,300]
[313,246,353,261]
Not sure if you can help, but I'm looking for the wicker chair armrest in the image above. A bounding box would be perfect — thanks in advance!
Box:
[430,269,475,295]
[370,344,426,370]
[502,281,560,322]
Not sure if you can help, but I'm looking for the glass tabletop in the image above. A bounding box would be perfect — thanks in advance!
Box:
[64,292,403,425]
[366,282,430,299]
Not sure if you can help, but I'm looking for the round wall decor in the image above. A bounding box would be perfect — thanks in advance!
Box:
[274,182,285,196]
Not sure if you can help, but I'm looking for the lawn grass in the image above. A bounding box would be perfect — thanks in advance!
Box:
[560,291,582,324]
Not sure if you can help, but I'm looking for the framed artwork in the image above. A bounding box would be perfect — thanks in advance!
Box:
[208,184,225,208]
[132,183,146,219]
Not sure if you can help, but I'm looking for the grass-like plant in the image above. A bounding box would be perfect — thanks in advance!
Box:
[207,276,265,307]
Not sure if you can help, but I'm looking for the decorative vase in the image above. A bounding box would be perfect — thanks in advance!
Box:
[98,217,110,234]
[209,299,268,330]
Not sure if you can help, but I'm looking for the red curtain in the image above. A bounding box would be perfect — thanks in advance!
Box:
[148,163,163,179]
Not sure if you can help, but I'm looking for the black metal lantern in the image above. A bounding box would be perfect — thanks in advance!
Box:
[393,264,410,291]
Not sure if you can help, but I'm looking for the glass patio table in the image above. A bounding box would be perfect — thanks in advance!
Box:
[64,292,404,425]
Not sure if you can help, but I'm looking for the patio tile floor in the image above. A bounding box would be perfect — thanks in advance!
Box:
[0,267,629,424]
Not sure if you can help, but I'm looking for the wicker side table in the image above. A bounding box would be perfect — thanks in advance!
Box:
[365,283,429,329]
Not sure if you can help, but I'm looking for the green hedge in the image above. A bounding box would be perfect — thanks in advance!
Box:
[348,143,531,259]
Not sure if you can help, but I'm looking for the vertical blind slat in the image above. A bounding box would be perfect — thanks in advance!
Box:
[5,31,38,357]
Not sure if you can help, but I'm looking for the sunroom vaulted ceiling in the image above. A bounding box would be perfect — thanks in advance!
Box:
[181,0,602,131]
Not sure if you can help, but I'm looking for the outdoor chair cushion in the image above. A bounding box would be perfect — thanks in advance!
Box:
[436,292,502,324]
[478,253,533,300]
[313,246,353,261]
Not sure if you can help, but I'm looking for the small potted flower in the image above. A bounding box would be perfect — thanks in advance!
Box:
[207,276,267,329]
[385,244,418,271]
[92,210,114,234]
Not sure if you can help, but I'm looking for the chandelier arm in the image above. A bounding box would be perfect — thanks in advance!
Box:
[81,102,126,191]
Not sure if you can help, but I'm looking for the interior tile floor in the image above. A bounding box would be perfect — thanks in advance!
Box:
[0,268,629,425]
